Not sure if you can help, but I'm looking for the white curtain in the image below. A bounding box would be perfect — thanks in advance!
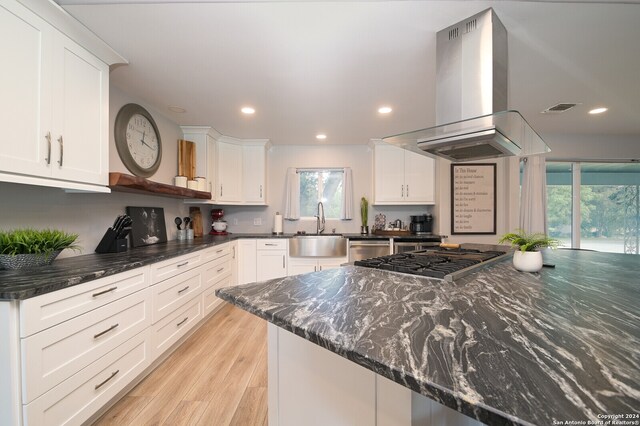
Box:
[340,167,353,220]
[520,156,548,234]
[284,167,300,220]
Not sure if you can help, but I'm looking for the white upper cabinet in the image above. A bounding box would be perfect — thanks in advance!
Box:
[217,140,243,203]
[0,0,123,192]
[242,143,267,204]
[373,142,435,205]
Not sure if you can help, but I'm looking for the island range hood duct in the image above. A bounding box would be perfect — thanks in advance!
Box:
[383,8,549,162]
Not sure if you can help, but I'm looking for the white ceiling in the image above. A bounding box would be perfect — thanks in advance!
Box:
[58,1,640,148]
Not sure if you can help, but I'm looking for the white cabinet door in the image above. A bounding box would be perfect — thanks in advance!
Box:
[318,257,347,271]
[242,144,266,204]
[0,1,53,178]
[374,144,405,204]
[257,251,287,281]
[217,141,242,202]
[237,239,257,285]
[51,34,108,185]
[230,240,238,286]
[287,258,317,276]
[404,150,435,204]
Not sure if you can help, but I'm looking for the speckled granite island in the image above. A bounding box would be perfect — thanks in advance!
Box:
[216,250,640,426]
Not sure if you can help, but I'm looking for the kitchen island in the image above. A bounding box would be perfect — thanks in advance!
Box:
[216,249,640,425]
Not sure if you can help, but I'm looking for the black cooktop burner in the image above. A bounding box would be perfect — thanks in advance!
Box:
[354,249,506,280]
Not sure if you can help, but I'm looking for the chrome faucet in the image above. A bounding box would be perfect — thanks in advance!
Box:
[315,201,325,234]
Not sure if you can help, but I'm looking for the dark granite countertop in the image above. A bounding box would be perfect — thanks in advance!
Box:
[216,250,640,425]
[0,232,441,300]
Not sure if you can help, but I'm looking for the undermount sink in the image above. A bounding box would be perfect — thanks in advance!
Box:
[289,235,347,257]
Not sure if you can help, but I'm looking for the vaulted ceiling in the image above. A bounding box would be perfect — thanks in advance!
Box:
[58,1,640,148]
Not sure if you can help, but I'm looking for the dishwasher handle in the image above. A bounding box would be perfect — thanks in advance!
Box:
[349,242,391,247]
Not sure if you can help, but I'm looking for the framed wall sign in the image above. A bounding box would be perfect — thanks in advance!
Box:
[451,163,497,235]
[126,206,168,247]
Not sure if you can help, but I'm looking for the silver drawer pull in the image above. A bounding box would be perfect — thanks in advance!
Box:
[216,249,223,254]
[57,135,64,167]
[92,286,118,298]
[176,317,188,327]
[94,323,119,339]
[95,370,119,390]
[265,243,277,246]
[217,267,224,273]
[177,261,189,267]
[177,285,190,294]
[45,132,52,164]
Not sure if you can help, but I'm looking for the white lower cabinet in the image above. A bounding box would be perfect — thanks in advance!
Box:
[151,267,202,324]
[237,239,258,285]
[257,239,288,281]
[287,257,348,276]
[23,331,150,426]
[151,296,202,359]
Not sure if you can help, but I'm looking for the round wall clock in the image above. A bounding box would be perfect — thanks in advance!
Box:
[114,103,162,178]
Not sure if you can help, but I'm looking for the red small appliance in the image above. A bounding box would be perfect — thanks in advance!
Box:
[209,208,228,235]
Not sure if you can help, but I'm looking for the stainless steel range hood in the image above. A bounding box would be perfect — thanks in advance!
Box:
[384,9,549,162]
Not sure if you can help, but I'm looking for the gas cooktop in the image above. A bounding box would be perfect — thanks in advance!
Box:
[354,246,508,281]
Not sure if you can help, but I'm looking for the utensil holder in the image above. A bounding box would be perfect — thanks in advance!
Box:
[95,228,129,253]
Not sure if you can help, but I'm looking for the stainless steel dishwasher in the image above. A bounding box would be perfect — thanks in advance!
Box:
[348,239,391,262]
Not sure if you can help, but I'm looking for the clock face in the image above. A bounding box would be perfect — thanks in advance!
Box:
[114,104,162,178]
[126,114,159,169]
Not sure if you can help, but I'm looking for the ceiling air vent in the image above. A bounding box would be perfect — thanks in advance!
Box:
[541,103,579,114]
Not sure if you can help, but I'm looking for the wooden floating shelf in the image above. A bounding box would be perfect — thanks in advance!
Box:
[109,172,211,200]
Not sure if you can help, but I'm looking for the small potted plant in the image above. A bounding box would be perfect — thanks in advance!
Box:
[0,228,79,270]
[498,229,560,272]
[360,197,369,235]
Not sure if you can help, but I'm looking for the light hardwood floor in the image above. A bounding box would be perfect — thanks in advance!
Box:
[94,304,268,426]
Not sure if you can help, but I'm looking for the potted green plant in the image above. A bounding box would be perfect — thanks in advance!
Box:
[498,229,560,272]
[360,197,369,235]
[0,228,79,270]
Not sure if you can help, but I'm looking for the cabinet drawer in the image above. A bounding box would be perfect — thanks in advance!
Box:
[202,243,231,263]
[23,331,150,426]
[21,289,150,404]
[151,297,202,359]
[256,239,287,250]
[203,274,232,316]
[20,267,149,337]
[202,257,231,290]
[151,267,202,324]
[151,251,203,284]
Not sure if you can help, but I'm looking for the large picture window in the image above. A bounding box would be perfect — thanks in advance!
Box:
[546,162,639,254]
[299,170,344,219]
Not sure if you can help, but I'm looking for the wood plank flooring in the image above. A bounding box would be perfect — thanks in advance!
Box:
[94,304,267,426]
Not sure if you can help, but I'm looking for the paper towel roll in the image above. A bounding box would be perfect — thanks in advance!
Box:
[273,212,283,234]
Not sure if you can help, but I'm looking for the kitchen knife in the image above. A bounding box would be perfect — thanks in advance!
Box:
[113,215,125,233]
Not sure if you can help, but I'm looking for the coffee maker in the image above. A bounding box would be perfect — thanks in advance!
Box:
[409,214,433,235]
[209,208,228,235]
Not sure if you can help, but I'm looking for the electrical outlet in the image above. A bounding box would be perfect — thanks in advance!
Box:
[233,218,238,225]
[253,218,262,226]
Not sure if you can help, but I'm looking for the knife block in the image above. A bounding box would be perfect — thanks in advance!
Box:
[95,228,129,254]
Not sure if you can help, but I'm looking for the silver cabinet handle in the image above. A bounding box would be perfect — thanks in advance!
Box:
[92,286,117,298]
[57,135,64,167]
[265,243,277,246]
[401,184,404,197]
[217,267,224,273]
[177,261,189,267]
[282,255,285,268]
[232,246,236,259]
[314,266,317,272]
[177,285,190,294]
[260,185,262,198]
[95,370,119,390]
[94,323,119,339]
[216,249,223,254]
[220,185,223,197]
[176,317,188,327]
[45,132,51,164]
[407,185,409,197]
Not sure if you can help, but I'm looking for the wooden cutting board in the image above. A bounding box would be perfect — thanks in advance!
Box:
[189,207,203,238]
[178,139,196,180]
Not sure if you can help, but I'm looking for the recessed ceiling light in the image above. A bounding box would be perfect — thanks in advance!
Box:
[589,107,608,115]
[316,134,327,140]
[168,106,186,113]
[241,107,255,115]
[378,106,393,114]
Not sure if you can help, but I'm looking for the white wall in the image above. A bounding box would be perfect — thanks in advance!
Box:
[0,86,189,258]
[220,144,434,235]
